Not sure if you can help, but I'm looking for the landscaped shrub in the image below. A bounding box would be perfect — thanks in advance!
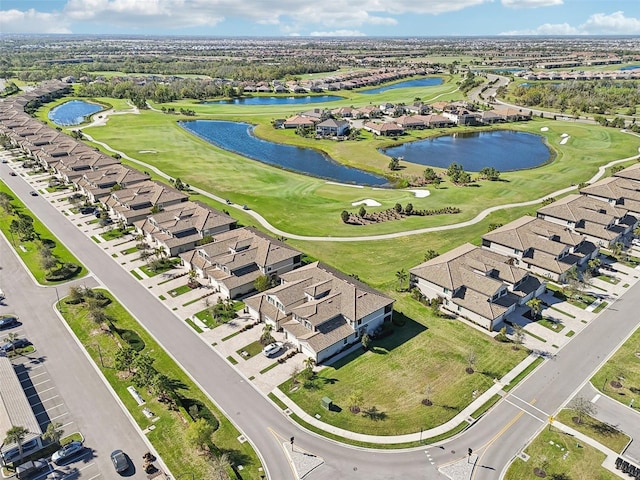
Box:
[119,329,145,352]
[181,398,219,431]
[45,263,81,281]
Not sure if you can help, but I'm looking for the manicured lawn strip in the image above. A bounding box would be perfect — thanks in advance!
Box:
[226,356,238,366]
[139,259,181,277]
[524,330,547,343]
[280,295,529,436]
[597,275,620,285]
[591,324,640,410]
[555,410,630,453]
[0,180,85,284]
[470,394,502,419]
[548,305,576,319]
[59,290,263,479]
[184,318,203,333]
[167,284,193,297]
[236,341,263,360]
[259,362,279,375]
[593,301,608,314]
[267,393,288,411]
[221,331,242,342]
[101,227,133,241]
[503,356,545,393]
[195,308,218,328]
[130,269,143,280]
[504,427,618,480]
[537,317,565,333]
[566,330,575,337]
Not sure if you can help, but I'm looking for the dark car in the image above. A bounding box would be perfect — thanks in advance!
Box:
[79,206,94,215]
[2,438,39,464]
[9,172,17,176]
[110,450,129,473]
[29,191,38,196]
[0,338,30,353]
[0,317,18,330]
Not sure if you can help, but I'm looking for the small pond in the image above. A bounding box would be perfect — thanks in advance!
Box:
[359,77,443,95]
[48,100,102,126]
[202,95,343,106]
[619,65,640,71]
[383,130,551,172]
[179,120,388,186]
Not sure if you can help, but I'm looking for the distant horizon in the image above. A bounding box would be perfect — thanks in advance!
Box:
[2,1,639,37]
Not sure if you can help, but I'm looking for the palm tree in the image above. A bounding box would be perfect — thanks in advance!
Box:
[260,323,275,346]
[346,390,364,414]
[5,332,18,355]
[526,297,542,320]
[303,357,316,374]
[42,422,64,446]
[5,425,29,462]
[210,452,232,480]
[395,269,408,291]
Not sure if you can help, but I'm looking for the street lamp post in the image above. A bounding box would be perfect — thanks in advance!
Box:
[93,343,104,368]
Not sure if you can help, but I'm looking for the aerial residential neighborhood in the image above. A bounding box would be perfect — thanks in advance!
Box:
[1,2,640,479]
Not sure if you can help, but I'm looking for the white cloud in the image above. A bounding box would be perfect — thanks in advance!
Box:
[501,10,640,35]
[56,0,490,31]
[0,8,71,33]
[501,22,579,35]
[501,0,563,8]
[581,11,640,34]
[309,30,367,37]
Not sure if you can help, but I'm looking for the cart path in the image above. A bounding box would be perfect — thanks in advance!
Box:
[80,127,640,242]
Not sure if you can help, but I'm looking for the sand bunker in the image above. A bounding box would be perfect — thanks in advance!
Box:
[408,189,430,198]
[560,134,570,145]
[352,199,382,207]
[540,127,549,132]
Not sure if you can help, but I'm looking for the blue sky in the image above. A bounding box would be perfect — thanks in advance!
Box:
[1,0,639,36]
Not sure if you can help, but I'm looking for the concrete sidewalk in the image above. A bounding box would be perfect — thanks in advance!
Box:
[271,353,542,444]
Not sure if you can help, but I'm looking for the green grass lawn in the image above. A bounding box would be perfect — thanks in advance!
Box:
[59,289,263,480]
[591,324,640,411]
[504,426,619,480]
[555,410,630,453]
[597,275,620,285]
[281,295,528,436]
[538,317,565,333]
[139,258,181,277]
[236,340,264,360]
[167,284,193,297]
[0,181,85,284]
[101,227,132,241]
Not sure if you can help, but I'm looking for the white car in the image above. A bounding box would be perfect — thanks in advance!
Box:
[51,441,83,465]
[262,342,283,357]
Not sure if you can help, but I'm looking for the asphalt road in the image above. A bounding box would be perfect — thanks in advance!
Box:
[0,233,152,478]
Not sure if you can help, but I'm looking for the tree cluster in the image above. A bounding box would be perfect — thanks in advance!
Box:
[446,162,472,185]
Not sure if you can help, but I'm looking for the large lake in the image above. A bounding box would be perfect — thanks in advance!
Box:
[48,100,102,126]
[203,95,343,106]
[179,120,388,186]
[359,77,443,95]
[383,130,550,172]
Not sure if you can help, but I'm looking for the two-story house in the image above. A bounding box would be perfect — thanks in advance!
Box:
[136,201,237,256]
[482,216,598,282]
[180,227,302,299]
[245,262,394,363]
[105,180,189,225]
[410,243,544,331]
[537,194,637,247]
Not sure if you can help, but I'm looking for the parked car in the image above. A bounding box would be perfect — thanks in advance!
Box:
[0,338,30,353]
[2,438,40,465]
[9,171,16,176]
[15,458,48,479]
[79,206,94,215]
[29,191,38,196]
[51,441,83,465]
[94,209,101,218]
[262,342,283,357]
[110,449,129,473]
[0,317,18,330]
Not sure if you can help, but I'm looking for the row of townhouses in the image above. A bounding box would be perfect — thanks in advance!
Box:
[410,167,640,331]
[0,81,394,364]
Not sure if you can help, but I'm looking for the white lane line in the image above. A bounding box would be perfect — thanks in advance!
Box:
[504,398,547,423]
[591,394,601,403]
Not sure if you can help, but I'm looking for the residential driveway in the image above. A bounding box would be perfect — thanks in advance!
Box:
[506,257,640,353]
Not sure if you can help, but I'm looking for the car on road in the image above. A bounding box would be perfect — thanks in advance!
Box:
[29,191,38,196]
[242,204,250,210]
[9,171,16,176]
[1,159,8,163]
[51,441,83,465]
[0,338,30,353]
[110,449,129,473]
[262,342,283,357]
[0,317,18,330]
